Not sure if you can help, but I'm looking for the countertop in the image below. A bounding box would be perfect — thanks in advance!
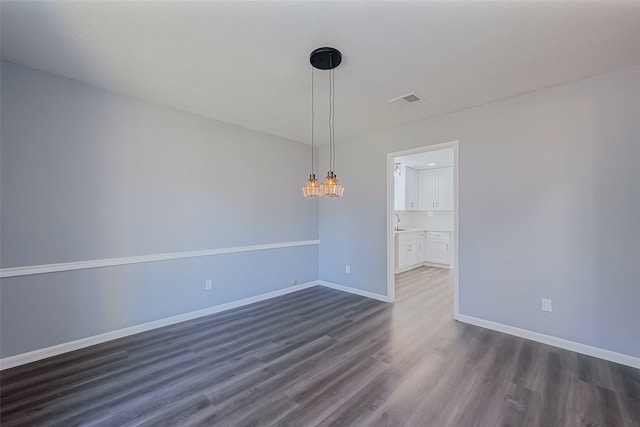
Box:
[394,228,453,234]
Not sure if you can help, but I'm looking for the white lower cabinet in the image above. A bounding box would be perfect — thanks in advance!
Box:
[425,232,450,265]
[396,230,452,272]
[415,236,425,264]
[397,239,410,269]
[396,231,426,271]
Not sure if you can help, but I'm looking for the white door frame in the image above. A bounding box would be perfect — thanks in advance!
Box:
[386,140,460,318]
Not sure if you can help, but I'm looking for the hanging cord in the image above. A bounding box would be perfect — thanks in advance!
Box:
[331,65,336,173]
[311,66,315,175]
[329,61,333,172]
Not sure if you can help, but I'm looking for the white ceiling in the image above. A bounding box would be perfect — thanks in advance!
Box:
[2,1,640,145]
[396,148,454,170]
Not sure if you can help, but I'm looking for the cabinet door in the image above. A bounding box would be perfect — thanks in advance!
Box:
[398,241,411,269]
[407,240,419,266]
[405,167,419,210]
[419,169,438,210]
[394,166,406,210]
[416,233,426,262]
[426,240,450,264]
[436,167,454,210]
[394,236,400,270]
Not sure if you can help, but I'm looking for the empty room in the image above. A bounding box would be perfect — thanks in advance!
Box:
[1,1,639,426]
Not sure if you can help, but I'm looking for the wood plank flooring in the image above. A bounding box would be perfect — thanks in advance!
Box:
[1,266,639,426]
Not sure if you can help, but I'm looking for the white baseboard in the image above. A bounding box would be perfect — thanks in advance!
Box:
[5,284,636,371]
[456,313,640,369]
[0,281,319,370]
[318,280,391,303]
[423,262,453,270]
[0,280,391,370]
[395,262,452,274]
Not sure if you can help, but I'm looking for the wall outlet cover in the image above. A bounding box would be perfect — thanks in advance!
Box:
[205,279,213,290]
[290,280,297,286]
[541,298,552,312]
[345,265,351,274]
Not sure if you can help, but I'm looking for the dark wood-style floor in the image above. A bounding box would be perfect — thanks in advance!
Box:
[1,267,639,426]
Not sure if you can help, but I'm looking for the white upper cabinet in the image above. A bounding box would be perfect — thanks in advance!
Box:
[418,167,453,211]
[396,165,453,211]
[418,169,438,210]
[394,166,406,210]
[405,167,419,210]
[437,167,454,210]
[394,166,420,210]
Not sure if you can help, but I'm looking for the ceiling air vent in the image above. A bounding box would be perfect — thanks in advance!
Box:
[387,91,423,109]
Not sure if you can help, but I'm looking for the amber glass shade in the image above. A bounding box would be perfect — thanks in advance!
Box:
[303,174,323,197]
[321,172,344,197]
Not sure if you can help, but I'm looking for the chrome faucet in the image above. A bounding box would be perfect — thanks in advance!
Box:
[394,213,400,231]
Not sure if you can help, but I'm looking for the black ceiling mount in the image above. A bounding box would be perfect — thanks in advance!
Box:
[310,47,342,70]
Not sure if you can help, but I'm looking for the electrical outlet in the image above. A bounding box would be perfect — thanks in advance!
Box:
[541,298,552,312]
[205,279,213,290]
[290,280,297,286]
[345,265,351,274]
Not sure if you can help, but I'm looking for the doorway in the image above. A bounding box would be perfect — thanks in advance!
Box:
[386,141,459,318]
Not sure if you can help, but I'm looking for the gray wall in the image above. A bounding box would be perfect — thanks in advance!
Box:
[1,61,319,357]
[3,59,639,360]
[319,65,640,358]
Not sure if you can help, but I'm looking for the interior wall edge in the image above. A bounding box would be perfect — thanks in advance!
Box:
[317,280,391,302]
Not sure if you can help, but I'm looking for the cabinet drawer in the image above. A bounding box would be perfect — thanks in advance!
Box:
[398,231,423,243]
[427,231,449,241]
[398,232,412,243]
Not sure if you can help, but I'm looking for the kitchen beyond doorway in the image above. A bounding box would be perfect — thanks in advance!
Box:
[386,141,459,316]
